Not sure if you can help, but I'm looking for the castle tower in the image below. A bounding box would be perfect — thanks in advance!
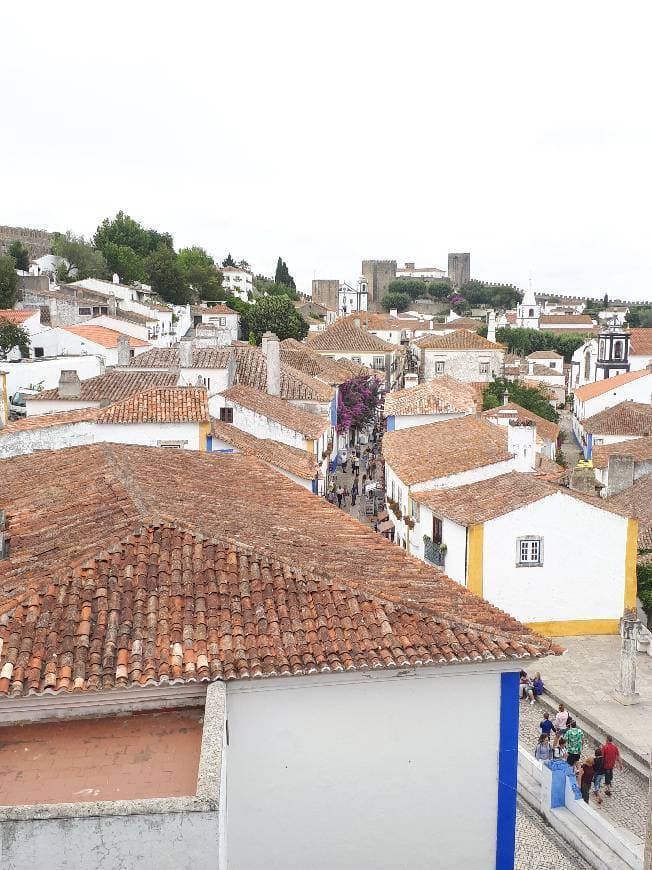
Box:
[361,260,397,310]
[596,321,631,380]
[447,252,470,289]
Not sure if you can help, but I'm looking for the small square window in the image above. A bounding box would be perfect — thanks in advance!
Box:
[435,361,445,375]
[516,536,543,567]
[33,347,44,358]
[479,361,489,375]
[220,407,234,423]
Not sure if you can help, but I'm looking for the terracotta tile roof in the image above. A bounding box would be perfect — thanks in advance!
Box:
[539,315,595,325]
[211,420,321,480]
[345,313,419,332]
[425,317,483,332]
[530,363,561,376]
[592,436,652,469]
[0,444,560,694]
[527,351,563,360]
[574,370,650,402]
[234,346,333,402]
[414,330,505,351]
[583,402,652,436]
[384,377,477,417]
[191,304,237,316]
[222,384,330,439]
[32,370,179,404]
[306,318,395,353]
[103,309,156,325]
[62,324,149,348]
[629,329,652,356]
[482,402,560,444]
[382,416,512,485]
[541,327,599,336]
[128,345,233,369]
[95,387,209,424]
[0,310,34,324]
[280,339,370,383]
[610,472,652,548]
[0,407,97,435]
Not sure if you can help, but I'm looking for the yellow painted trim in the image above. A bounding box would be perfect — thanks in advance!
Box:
[0,371,7,427]
[306,440,314,455]
[467,523,484,597]
[625,518,638,611]
[199,421,211,452]
[525,619,620,637]
[406,487,411,555]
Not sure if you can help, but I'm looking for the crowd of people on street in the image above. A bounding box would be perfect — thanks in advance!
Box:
[325,425,383,523]
[522,670,624,806]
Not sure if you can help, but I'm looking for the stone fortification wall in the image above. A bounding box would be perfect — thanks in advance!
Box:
[0,226,55,260]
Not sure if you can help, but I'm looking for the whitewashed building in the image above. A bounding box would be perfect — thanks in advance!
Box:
[572,369,652,447]
[191,304,240,342]
[220,266,254,300]
[384,376,477,432]
[576,400,652,461]
[414,330,505,383]
[482,402,560,460]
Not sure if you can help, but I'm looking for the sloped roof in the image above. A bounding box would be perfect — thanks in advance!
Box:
[629,329,652,356]
[482,402,560,444]
[0,407,97,435]
[527,351,563,360]
[583,401,652,436]
[62,324,149,348]
[95,387,209,424]
[415,330,505,351]
[31,370,179,404]
[0,444,559,695]
[610,472,652,549]
[382,416,512,485]
[0,310,35,324]
[222,384,330,439]
[539,314,594,325]
[574,369,650,402]
[280,339,370,384]
[191,304,237,316]
[306,318,394,353]
[384,377,477,417]
[211,420,321,480]
[592,436,652,469]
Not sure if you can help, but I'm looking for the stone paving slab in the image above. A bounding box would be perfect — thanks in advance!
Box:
[516,798,591,869]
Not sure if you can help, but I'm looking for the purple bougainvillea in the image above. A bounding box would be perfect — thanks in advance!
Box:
[336,374,381,434]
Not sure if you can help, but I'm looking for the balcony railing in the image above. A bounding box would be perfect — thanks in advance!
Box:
[424,538,446,567]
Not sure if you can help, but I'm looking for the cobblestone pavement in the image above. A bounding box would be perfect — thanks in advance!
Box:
[558,409,583,466]
[516,798,591,869]
[519,697,648,840]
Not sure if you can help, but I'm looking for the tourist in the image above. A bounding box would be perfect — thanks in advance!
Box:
[336,484,344,508]
[554,703,569,746]
[565,720,584,768]
[553,737,567,761]
[351,479,359,507]
[540,712,555,739]
[343,486,350,507]
[534,734,554,761]
[579,756,595,804]
[602,736,623,796]
[519,670,530,700]
[525,671,544,705]
[592,745,605,804]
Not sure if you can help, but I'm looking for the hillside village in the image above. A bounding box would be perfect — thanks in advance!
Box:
[0,227,651,869]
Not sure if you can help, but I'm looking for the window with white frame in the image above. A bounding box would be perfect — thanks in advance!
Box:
[479,361,489,375]
[435,361,445,375]
[411,501,420,521]
[373,355,385,370]
[516,536,543,566]
[351,356,362,364]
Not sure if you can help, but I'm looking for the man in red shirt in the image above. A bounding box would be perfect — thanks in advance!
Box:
[602,735,623,796]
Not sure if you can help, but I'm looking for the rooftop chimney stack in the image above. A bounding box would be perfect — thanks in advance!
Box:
[507,420,536,472]
[503,389,510,406]
[353,317,361,328]
[108,293,117,317]
[112,273,120,285]
[179,339,193,369]
[403,372,419,389]
[487,309,496,344]
[262,331,280,396]
[116,335,130,366]
[58,370,82,400]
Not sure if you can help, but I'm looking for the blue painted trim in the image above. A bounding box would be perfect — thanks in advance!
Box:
[545,760,581,808]
[206,435,213,452]
[586,432,593,460]
[311,478,318,494]
[387,415,395,432]
[330,396,338,427]
[496,671,518,870]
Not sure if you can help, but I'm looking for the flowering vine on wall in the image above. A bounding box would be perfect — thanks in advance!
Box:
[336,374,381,434]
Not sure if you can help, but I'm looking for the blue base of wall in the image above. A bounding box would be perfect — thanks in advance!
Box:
[496,672,518,870]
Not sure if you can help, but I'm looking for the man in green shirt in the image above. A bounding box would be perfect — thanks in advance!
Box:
[565,719,583,767]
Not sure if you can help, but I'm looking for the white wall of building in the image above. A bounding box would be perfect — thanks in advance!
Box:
[26,398,99,417]
[87,314,150,342]
[483,493,627,624]
[421,349,503,383]
[389,410,469,432]
[195,311,239,343]
[411,458,516,494]
[409,505,468,581]
[180,367,230,396]
[225,667,502,870]
[1,355,103,396]
[574,373,652,421]
[221,268,253,301]
[222,400,310,451]
[96,421,203,450]
[0,421,96,459]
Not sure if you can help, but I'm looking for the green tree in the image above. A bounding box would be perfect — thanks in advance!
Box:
[482,326,589,362]
[637,561,652,625]
[94,210,151,259]
[146,244,192,305]
[177,247,223,301]
[254,275,299,301]
[146,229,174,253]
[274,257,296,290]
[428,281,452,300]
[8,241,29,272]
[482,377,559,423]
[0,255,18,308]
[51,232,107,283]
[381,291,410,312]
[460,280,522,310]
[222,253,236,267]
[103,243,147,285]
[0,319,30,358]
[387,279,426,300]
[248,295,308,344]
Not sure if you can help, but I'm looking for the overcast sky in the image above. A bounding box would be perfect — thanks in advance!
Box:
[3,2,650,300]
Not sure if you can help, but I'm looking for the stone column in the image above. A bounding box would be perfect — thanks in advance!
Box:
[615,610,640,705]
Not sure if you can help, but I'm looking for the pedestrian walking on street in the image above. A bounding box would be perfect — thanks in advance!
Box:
[565,720,584,768]
[540,712,555,739]
[554,703,569,746]
[534,734,554,761]
[553,737,567,761]
[601,735,623,796]
[336,484,344,508]
[351,480,359,506]
[579,756,595,804]
[343,486,350,507]
[592,745,605,804]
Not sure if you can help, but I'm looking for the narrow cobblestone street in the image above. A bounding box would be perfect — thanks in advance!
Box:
[516,799,591,869]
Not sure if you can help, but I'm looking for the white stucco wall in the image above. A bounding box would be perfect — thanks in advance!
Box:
[26,398,99,417]
[225,667,503,870]
[483,493,627,624]
[421,348,504,383]
[410,458,516,493]
[96,421,203,450]
[574,373,652,421]
[225,401,311,451]
[2,355,103,396]
[0,421,96,459]
[26,328,150,366]
[180,367,230,396]
[390,410,468,431]
[409,504,468,581]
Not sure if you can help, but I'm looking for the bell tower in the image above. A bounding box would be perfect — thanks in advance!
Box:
[596,319,630,380]
[516,278,540,330]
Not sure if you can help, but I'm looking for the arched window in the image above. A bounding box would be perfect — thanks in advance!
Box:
[529,308,535,317]
[614,340,623,360]
[584,351,591,381]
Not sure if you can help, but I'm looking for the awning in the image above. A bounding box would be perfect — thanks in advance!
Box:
[377,519,394,534]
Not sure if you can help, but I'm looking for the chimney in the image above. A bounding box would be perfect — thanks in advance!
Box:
[179,339,193,369]
[108,293,117,317]
[58,370,82,399]
[389,308,398,319]
[507,420,536,472]
[606,455,635,497]
[116,335,131,366]
[112,273,120,285]
[487,309,496,343]
[503,390,510,406]
[570,465,598,495]
[404,372,419,389]
[262,331,280,396]
[354,317,361,328]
